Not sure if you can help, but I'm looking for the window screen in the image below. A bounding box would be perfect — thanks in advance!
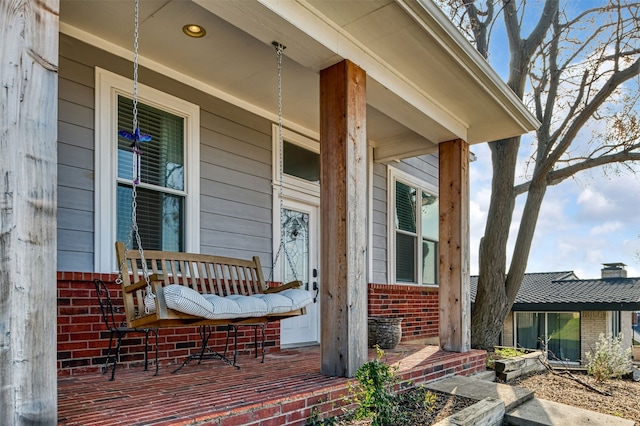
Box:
[116,95,185,251]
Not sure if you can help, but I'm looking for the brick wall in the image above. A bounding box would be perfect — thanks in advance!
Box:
[502,312,514,346]
[581,311,607,363]
[368,283,439,343]
[211,350,486,425]
[58,275,442,376]
[57,272,279,376]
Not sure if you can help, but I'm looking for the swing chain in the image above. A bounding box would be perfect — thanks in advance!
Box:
[132,0,140,139]
[270,42,299,285]
[119,0,154,313]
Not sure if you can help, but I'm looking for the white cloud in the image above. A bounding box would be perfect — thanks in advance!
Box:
[590,222,623,236]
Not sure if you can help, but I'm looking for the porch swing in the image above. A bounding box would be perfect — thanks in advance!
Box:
[114,1,313,368]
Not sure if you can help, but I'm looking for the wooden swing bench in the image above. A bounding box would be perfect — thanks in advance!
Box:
[115,242,312,369]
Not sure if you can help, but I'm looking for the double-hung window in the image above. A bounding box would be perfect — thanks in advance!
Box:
[389,168,439,285]
[95,68,200,272]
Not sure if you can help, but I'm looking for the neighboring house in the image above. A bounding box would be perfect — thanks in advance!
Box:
[471,263,640,364]
[4,4,540,415]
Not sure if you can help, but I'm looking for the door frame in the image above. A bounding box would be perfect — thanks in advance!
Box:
[276,196,320,347]
[271,124,321,346]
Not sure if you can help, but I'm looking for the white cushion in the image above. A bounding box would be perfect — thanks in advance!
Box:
[226,295,269,317]
[253,293,295,314]
[163,285,214,319]
[162,285,312,319]
[279,289,314,310]
[202,294,242,319]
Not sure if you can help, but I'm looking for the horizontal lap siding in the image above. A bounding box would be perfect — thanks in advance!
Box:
[58,55,96,272]
[57,34,273,274]
[394,155,438,188]
[199,111,273,267]
[371,163,387,284]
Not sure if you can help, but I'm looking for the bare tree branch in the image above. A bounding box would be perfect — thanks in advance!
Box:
[515,150,640,195]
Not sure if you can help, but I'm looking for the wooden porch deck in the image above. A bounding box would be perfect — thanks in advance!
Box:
[58,344,486,426]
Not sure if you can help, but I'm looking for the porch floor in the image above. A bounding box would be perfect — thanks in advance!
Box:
[58,344,486,426]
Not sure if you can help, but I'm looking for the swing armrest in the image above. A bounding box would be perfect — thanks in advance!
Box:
[124,274,166,293]
[264,280,302,293]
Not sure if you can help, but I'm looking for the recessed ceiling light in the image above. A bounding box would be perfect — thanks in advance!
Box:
[182,24,206,38]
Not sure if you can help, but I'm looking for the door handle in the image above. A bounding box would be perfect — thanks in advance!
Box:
[311,269,319,302]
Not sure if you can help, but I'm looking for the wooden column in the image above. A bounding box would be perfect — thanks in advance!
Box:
[1,0,59,423]
[438,139,471,352]
[319,60,368,377]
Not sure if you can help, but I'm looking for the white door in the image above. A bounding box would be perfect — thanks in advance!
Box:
[279,199,320,347]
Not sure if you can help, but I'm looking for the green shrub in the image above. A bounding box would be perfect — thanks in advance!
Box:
[347,346,400,426]
[585,333,632,383]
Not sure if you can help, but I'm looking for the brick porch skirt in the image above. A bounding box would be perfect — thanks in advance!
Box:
[58,344,486,425]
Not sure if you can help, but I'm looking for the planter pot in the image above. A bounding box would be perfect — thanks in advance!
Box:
[368,317,402,349]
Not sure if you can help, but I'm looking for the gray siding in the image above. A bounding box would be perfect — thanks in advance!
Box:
[370,154,439,284]
[57,34,273,272]
[371,162,388,284]
[393,155,438,188]
[57,55,96,272]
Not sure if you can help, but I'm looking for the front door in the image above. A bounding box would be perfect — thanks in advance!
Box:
[279,198,320,347]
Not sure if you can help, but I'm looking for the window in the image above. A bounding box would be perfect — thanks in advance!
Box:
[611,311,621,337]
[515,312,581,362]
[389,168,438,285]
[95,68,200,272]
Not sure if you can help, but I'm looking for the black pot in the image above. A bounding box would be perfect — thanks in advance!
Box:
[368,317,403,349]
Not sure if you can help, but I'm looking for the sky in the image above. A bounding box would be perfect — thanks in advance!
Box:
[465,0,640,279]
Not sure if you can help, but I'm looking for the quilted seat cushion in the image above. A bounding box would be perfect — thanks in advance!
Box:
[162,285,312,319]
[252,293,295,314]
[164,284,215,319]
[202,294,242,319]
[279,289,314,310]
[226,295,269,317]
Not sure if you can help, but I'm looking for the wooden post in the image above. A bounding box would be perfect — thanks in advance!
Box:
[319,60,368,377]
[438,139,471,352]
[0,0,59,423]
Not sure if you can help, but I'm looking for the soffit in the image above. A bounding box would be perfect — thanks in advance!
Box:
[59,0,538,162]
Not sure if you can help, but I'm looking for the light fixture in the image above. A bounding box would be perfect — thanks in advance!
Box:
[182,24,206,38]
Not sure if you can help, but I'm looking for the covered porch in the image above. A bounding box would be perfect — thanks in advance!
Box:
[58,344,485,425]
[3,0,539,423]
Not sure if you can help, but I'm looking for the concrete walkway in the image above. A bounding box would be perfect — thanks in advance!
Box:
[425,375,635,426]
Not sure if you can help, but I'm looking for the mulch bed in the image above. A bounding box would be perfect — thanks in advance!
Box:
[509,370,640,422]
[319,388,477,425]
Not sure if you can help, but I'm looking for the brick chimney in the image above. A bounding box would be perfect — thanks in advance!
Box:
[601,262,627,278]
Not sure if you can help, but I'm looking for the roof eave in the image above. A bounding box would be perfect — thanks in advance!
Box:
[402,0,540,138]
[512,302,640,312]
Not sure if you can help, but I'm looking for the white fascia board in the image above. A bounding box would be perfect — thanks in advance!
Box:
[255,0,470,141]
[401,0,540,133]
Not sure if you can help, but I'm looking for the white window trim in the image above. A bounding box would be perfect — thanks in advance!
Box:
[387,166,438,286]
[95,67,200,273]
[271,124,320,200]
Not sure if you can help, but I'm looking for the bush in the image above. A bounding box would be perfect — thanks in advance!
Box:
[585,333,632,383]
[347,346,400,426]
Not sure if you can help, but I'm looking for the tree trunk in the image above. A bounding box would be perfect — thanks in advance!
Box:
[0,1,59,424]
[471,137,519,349]
[505,178,548,302]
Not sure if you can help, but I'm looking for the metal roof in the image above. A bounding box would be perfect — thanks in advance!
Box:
[470,271,640,311]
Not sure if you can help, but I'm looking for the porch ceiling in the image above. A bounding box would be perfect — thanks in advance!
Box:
[59,0,538,162]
